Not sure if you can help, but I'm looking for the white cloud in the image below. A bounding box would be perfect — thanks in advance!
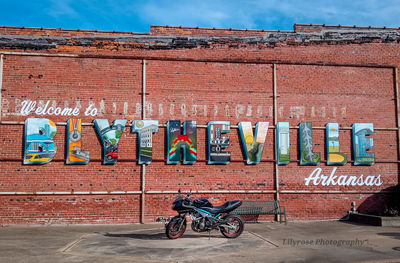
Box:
[46,0,78,18]
[32,0,400,31]
[131,0,400,30]
[139,1,232,28]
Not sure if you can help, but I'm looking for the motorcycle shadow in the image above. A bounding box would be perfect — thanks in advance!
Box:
[240,214,261,222]
[103,231,226,240]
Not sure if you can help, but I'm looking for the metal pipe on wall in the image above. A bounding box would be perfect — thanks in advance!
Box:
[142,59,146,120]
[0,189,392,195]
[273,64,280,222]
[0,54,3,121]
[395,67,400,160]
[141,59,146,224]
[1,121,399,131]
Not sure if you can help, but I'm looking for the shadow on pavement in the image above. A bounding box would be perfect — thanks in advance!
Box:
[104,232,167,240]
[377,232,400,240]
[103,232,225,240]
[338,220,378,226]
[377,232,400,251]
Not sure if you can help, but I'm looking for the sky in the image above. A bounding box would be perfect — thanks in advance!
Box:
[1,0,399,33]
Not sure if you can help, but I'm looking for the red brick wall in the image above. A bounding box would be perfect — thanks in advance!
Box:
[0,25,399,224]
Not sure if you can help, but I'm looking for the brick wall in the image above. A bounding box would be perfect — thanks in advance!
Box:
[0,24,399,224]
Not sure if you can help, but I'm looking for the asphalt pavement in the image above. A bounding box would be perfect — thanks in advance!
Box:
[0,220,399,263]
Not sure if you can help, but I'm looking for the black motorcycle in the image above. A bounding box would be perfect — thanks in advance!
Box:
[165,190,244,239]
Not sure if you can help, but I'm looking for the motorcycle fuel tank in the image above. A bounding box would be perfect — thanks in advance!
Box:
[193,198,213,208]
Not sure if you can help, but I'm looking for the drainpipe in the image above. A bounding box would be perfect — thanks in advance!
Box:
[395,67,400,160]
[141,59,146,224]
[273,64,280,222]
[0,54,3,121]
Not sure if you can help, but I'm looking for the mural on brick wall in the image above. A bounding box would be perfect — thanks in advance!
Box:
[24,118,57,164]
[208,121,231,164]
[166,120,197,164]
[66,119,90,164]
[276,122,290,165]
[352,123,375,165]
[131,120,159,164]
[238,122,269,164]
[93,119,127,164]
[300,122,321,165]
[19,117,378,169]
[326,123,347,165]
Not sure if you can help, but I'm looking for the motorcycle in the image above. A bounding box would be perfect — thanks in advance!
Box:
[165,190,244,239]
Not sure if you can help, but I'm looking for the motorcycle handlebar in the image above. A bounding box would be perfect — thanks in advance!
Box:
[177,189,192,197]
[176,190,193,207]
[182,197,193,207]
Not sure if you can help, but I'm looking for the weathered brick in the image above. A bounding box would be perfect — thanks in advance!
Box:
[0,24,399,224]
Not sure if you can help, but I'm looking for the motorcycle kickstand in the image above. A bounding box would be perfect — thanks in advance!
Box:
[208,230,211,240]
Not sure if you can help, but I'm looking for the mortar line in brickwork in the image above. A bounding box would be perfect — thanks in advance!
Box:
[2,158,400,163]
[0,158,275,162]
[0,191,142,195]
[146,190,277,194]
[0,51,397,69]
[279,190,393,194]
[1,121,398,131]
[287,159,400,163]
[0,190,393,195]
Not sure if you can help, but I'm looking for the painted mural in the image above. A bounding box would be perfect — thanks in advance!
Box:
[20,117,378,168]
[352,123,375,165]
[208,121,231,164]
[238,122,269,164]
[66,119,90,164]
[305,167,382,186]
[24,118,57,164]
[326,123,347,165]
[276,122,290,165]
[299,122,321,165]
[93,119,127,164]
[131,120,159,164]
[166,120,197,164]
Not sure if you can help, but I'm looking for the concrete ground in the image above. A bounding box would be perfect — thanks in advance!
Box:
[0,221,399,263]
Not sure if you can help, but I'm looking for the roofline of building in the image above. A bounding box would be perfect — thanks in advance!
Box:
[0,25,149,35]
[150,25,293,33]
[1,23,399,50]
[1,24,399,35]
[294,23,400,31]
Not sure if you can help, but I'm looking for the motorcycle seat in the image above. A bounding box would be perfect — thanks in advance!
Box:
[199,200,242,215]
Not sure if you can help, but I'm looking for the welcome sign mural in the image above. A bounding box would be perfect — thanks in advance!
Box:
[22,117,381,187]
[23,117,375,165]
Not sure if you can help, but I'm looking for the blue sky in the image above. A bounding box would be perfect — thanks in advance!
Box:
[1,0,399,32]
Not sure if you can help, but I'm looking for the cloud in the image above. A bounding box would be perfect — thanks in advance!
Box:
[131,0,400,30]
[46,0,78,18]
[138,1,233,28]
[2,0,399,32]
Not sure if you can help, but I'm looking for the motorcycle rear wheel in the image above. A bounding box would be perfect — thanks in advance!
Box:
[220,215,244,238]
[166,216,187,239]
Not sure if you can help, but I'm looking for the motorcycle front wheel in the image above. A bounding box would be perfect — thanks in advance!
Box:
[166,216,187,239]
[220,215,244,238]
